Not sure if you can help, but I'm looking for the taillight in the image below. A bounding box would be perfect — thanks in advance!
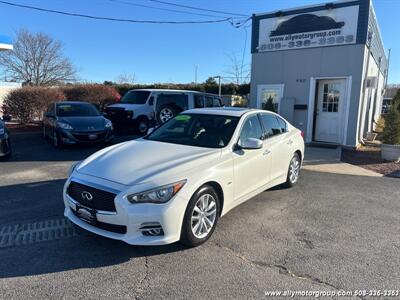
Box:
[300,131,304,138]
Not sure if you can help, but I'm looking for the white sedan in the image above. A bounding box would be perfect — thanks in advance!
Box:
[64,108,304,247]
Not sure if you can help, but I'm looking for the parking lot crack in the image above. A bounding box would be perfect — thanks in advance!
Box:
[134,249,150,300]
[214,242,358,297]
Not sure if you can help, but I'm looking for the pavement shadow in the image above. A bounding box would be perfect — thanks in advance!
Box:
[6,131,139,162]
[0,178,185,279]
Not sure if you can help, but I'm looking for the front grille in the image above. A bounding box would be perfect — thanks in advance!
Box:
[71,209,126,234]
[67,181,116,211]
[72,131,107,141]
[105,108,132,124]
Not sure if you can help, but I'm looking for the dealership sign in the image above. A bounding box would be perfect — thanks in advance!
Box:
[257,6,359,52]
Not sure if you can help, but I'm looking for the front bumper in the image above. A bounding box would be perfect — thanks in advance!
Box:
[58,128,113,145]
[63,176,187,245]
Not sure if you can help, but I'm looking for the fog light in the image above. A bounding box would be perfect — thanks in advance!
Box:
[139,222,164,236]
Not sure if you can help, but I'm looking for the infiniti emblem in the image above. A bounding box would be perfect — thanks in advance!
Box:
[88,126,95,130]
[81,191,93,201]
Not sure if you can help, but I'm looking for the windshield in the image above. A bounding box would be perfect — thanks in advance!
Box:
[146,114,239,148]
[57,103,100,117]
[120,91,151,104]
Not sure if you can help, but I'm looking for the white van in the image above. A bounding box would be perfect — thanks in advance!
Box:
[104,89,222,134]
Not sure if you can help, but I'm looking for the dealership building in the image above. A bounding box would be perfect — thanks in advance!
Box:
[250,0,387,147]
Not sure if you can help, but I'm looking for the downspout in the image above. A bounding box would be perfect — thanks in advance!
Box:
[370,56,382,132]
[358,31,373,146]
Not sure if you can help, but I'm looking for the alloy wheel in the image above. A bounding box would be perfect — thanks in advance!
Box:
[289,156,300,183]
[160,108,174,123]
[138,121,148,134]
[191,193,217,239]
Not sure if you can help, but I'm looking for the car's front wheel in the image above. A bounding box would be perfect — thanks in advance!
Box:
[53,132,63,148]
[180,185,220,247]
[285,153,301,187]
[136,118,149,134]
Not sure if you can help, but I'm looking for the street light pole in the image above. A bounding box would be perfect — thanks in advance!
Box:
[213,76,222,97]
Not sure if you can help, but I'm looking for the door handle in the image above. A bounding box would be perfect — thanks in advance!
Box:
[286,140,293,145]
[263,150,271,156]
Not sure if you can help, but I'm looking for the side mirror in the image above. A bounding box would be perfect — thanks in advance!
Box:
[239,138,263,150]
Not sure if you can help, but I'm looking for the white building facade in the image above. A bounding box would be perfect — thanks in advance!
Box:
[250,0,387,147]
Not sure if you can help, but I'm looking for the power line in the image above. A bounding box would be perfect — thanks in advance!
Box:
[108,0,223,18]
[0,0,232,24]
[147,0,248,17]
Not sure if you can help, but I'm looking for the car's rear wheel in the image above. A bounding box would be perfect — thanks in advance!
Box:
[180,185,220,247]
[285,153,301,187]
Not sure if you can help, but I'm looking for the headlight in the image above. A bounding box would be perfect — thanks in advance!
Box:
[68,161,81,177]
[105,119,113,128]
[127,180,186,204]
[126,110,134,119]
[57,122,73,130]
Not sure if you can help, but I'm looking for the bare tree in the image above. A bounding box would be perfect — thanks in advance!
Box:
[115,73,136,84]
[0,29,76,85]
[223,53,250,85]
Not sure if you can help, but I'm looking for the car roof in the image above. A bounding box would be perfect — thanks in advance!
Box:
[128,89,218,96]
[184,107,263,117]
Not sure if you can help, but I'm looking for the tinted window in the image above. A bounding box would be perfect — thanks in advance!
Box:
[156,94,188,110]
[194,94,204,108]
[260,114,281,137]
[120,91,150,104]
[276,116,287,133]
[205,96,213,107]
[57,103,100,117]
[146,114,239,148]
[148,96,154,106]
[238,115,263,146]
[213,97,222,107]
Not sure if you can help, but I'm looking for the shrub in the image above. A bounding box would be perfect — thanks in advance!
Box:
[382,98,400,145]
[63,84,120,110]
[2,86,65,124]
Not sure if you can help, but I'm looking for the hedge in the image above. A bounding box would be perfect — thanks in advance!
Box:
[2,87,65,124]
[2,84,120,124]
[63,84,120,110]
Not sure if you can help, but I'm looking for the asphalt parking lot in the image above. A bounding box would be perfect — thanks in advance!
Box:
[0,131,399,299]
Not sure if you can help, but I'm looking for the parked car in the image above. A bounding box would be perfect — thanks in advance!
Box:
[104,89,223,134]
[0,119,11,158]
[64,107,304,247]
[43,101,114,148]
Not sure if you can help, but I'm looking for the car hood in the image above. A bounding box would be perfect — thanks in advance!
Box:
[76,139,221,186]
[58,116,106,131]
